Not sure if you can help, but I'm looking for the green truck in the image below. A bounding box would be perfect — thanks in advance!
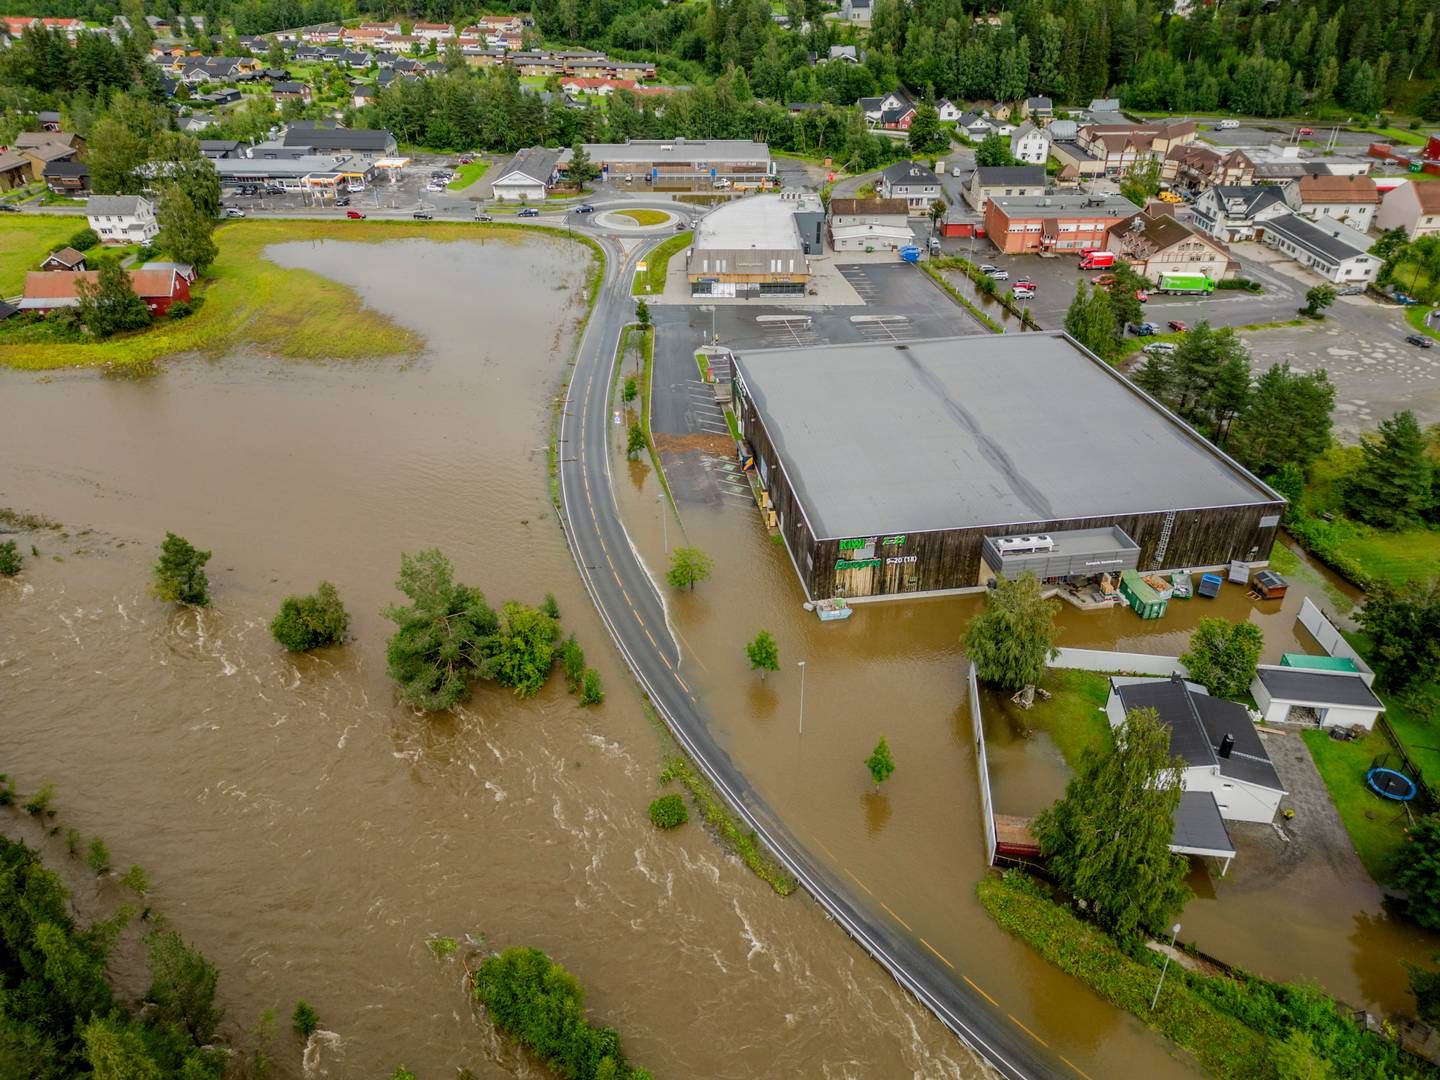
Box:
[1156,273,1216,295]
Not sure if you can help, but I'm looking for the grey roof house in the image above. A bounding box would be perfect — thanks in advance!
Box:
[878,160,940,214]
[490,146,562,201]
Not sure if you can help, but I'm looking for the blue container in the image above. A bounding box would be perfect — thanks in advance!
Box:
[899,245,920,263]
[1197,573,1223,598]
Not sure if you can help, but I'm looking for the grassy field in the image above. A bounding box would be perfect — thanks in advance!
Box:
[1365,127,1430,146]
[1333,527,1440,588]
[631,231,690,295]
[447,160,489,190]
[1024,668,1114,770]
[1406,304,1440,340]
[0,219,590,370]
[1267,543,1355,615]
[0,216,87,295]
[1302,729,1413,883]
[615,208,668,226]
[1390,259,1436,301]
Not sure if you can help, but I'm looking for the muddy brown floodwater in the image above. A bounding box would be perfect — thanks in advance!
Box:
[1,236,989,1078]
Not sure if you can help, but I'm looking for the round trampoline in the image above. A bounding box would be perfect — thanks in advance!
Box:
[1366,766,1418,802]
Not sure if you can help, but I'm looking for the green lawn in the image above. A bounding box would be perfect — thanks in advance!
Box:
[0,217,87,295]
[1331,525,1440,589]
[631,231,690,295]
[1302,729,1413,884]
[447,160,489,190]
[1406,303,1440,340]
[615,208,668,226]
[1025,669,1114,770]
[1390,259,1437,301]
[1365,127,1430,146]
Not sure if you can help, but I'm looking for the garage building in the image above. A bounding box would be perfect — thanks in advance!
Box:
[733,332,1285,601]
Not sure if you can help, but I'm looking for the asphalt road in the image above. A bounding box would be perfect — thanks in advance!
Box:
[557,227,1058,1080]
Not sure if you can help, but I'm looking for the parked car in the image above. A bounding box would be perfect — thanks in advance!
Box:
[985,268,1009,280]
[1091,273,1116,286]
[1336,284,1365,296]
[0,203,21,213]
[1128,322,1158,336]
[1406,334,1434,349]
[1014,278,1036,291]
[413,209,433,219]
[1167,320,1188,332]
[1143,342,1177,355]
[458,156,474,165]
[345,210,366,219]
[237,185,259,196]
[978,263,998,274]
[476,213,493,222]
[1297,127,1314,136]
[1013,287,1036,301]
[1135,290,1150,302]
[335,195,350,207]
[222,205,245,217]
[518,207,540,217]
[576,204,594,213]
[1216,119,1240,130]
[952,166,962,177]
[265,185,285,195]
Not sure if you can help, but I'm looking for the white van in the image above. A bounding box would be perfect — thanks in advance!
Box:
[1216,119,1240,130]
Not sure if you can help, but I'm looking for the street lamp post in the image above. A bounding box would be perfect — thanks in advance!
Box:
[656,493,667,552]
[1150,923,1182,1010]
[797,660,807,736]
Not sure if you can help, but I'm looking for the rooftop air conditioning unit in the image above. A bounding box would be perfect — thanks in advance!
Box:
[997,534,1054,555]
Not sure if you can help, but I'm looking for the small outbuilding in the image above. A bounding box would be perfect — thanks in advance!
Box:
[1250,666,1385,731]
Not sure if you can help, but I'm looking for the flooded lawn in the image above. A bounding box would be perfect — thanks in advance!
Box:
[0,236,988,1078]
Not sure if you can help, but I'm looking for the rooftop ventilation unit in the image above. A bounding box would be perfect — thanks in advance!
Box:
[997,534,1054,555]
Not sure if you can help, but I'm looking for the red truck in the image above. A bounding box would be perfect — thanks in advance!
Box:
[1078,249,1115,270]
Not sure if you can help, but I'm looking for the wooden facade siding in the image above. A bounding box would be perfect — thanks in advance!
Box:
[737,378,1282,602]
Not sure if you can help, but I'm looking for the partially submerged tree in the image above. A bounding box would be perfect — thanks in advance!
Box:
[745,630,779,679]
[626,422,646,459]
[962,571,1060,691]
[151,532,211,606]
[865,736,895,788]
[270,581,349,651]
[1179,618,1264,700]
[488,600,560,698]
[666,546,713,591]
[383,548,498,712]
[76,259,151,339]
[1033,706,1192,941]
[0,540,21,576]
[145,928,223,1046]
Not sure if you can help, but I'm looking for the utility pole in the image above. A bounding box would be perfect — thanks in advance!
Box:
[657,493,667,552]
[797,660,807,736]
[1150,923,1182,1010]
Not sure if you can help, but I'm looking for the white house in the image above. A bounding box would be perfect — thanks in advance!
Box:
[1258,212,1381,285]
[1282,174,1380,231]
[840,0,872,24]
[827,197,913,250]
[936,98,962,123]
[1375,179,1440,239]
[490,146,560,202]
[1009,122,1050,166]
[85,194,158,244]
[1250,666,1385,731]
[1190,185,1290,242]
[1108,675,1285,825]
[878,160,940,214]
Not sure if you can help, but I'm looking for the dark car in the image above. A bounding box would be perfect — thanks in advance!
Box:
[576,204,594,213]
[345,209,366,219]
[476,213,493,222]
[0,203,19,213]
[1128,321,1158,337]
[265,185,285,195]
[518,207,540,217]
[335,195,350,207]
[1405,334,1434,349]
[1168,320,1188,332]
[413,209,434,219]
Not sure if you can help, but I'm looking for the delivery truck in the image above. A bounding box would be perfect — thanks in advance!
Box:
[1156,273,1216,295]
[1078,249,1115,269]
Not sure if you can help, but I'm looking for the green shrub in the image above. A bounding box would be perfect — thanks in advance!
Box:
[0,775,13,806]
[560,635,585,691]
[428,935,458,958]
[1216,278,1262,292]
[579,667,604,706]
[135,243,162,262]
[622,375,638,403]
[167,299,196,319]
[648,794,687,829]
[540,592,560,620]
[22,780,55,818]
[291,999,319,1038]
[270,581,349,651]
[0,540,21,576]
[151,532,211,606]
[86,837,110,875]
[67,227,99,251]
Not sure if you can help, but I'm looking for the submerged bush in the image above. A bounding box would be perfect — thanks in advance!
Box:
[270,581,349,652]
[0,540,21,576]
[648,794,687,829]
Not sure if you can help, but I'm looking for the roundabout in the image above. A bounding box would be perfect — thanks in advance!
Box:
[592,205,687,233]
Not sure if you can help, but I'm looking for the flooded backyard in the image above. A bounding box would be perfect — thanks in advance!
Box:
[0,236,987,1078]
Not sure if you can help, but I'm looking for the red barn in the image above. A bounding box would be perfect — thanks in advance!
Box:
[20,268,191,316]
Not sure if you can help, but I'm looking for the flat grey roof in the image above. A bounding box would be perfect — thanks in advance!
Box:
[1171,792,1235,857]
[558,139,770,165]
[694,194,818,254]
[1262,212,1374,264]
[735,333,1278,539]
[1256,667,1384,709]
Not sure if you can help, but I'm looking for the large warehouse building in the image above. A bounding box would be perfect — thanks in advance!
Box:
[686,193,821,297]
[733,333,1285,601]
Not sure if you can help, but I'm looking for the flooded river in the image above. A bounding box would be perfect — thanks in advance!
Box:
[1,236,987,1078]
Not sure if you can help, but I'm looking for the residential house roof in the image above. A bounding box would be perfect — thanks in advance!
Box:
[1262,212,1374,263]
[0,299,17,321]
[14,131,81,150]
[1413,182,1440,212]
[1295,174,1380,205]
[21,268,182,309]
[880,160,938,188]
[0,150,26,174]
[1113,676,1283,792]
[1171,791,1235,857]
[1208,185,1286,218]
[271,80,309,94]
[1088,98,1121,112]
[1025,96,1053,111]
[41,246,86,269]
[828,198,909,216]
[827,45,858,62]
[42,160,90,178]
[494,146,561,186]
[974,165,1046,187]
[958,111,994,130]
[142,261,196,280]
[86,195,150,217]
[1010,122,1045,145]
[1047,119,1078,141]
[1254,667,1384,709]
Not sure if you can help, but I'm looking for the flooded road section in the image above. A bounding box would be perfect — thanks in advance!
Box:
[615,383,1432,1072]
[1,237,987,1078]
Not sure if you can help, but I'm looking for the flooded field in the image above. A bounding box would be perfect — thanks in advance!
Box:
[0,236,989,1078]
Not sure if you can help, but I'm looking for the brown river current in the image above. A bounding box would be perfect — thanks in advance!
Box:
[0,235,1429,1079]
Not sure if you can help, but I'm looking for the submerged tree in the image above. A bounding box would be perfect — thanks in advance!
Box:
[0,540,21,576]
[270,581,349,652]
[383,548,498,712]
[666,546,713,591]
[151,532,211,607]
[145,928,223,1046]
[1396,814,1440,931]
[865,736,895,788]
[1033,707,1191,941]
[488,600,561,698]
[745,630,779,678]
[1179,618,1264,700]
[962,571,1060,691]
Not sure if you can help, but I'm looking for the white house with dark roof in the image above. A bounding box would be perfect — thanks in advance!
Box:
[840,0,872,24]
[936,98,962,123]
[1108,674,1285,825]
[1257,212,1381,284]
[85,195,158,244]
[878,160,940,214]
[1023,96,1053,120]
[1190,185,1290,242]
[491,146,561,201]
[1250,666,1385,730]
[1009,122,1050,166]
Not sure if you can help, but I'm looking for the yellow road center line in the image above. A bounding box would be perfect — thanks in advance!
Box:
[845,869,873,896]
[643,628,658,649]
[920,937,954,970]
[879,902,913,933]
[810,835,838,861]
[1008,1015,1048,1048]
[673,672,689,692]
[1060,1056,1095,1080]
[962,975,998,1008]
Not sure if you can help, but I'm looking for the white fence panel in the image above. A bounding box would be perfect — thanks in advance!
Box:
[1051,647,1187,677]
[1297,597,1375,686]
[967,662,997,866]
